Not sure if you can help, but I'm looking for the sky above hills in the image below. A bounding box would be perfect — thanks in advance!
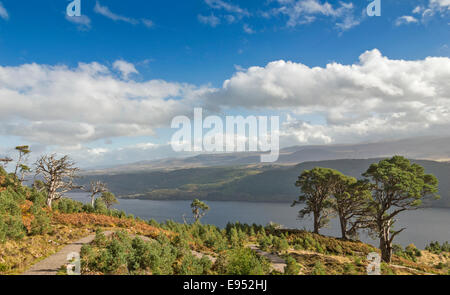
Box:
[0,0,449,167]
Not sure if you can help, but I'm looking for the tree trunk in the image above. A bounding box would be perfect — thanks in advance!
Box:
[339,216,347,240]
[379,225,392,263]
[91,194,95,207]
[46,197,53,209]
[313,212,320,234]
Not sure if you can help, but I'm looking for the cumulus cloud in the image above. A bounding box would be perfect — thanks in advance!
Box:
[207,49,450,145]
[0,62,211,147]
[2,49,450,164]
[113,60,139,79]
[395,15,419,26]
[413,0,450,22]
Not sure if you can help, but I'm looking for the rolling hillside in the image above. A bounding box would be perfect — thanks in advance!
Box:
[85,136,450,173]
[79,158,450,208]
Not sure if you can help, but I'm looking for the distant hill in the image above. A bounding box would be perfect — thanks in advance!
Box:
[79,158,450,208]
[85,136,450,174]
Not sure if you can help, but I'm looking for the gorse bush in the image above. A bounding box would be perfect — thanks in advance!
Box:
[94,198,108,215]
[53,197,130,220]
[54,198,84,214]
[284,256,301,275]
[273,236,290,253]
[425,241,450,255]
[81,231,212,275]
[312,262,327,275]
[216,247,271,275]
[29,203,51,235]
[0,181,27,243]
[392,244,421,262]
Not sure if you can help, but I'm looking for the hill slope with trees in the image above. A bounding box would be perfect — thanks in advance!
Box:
[80,159,450,208]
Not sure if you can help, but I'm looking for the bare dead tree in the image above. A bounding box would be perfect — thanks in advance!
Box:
[85,180,108,207]
[35,154,81,208]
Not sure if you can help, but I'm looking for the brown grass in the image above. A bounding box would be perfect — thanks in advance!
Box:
[0,225,92,274]
[52,212,168,238]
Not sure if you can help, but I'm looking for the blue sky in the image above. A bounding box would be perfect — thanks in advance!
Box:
[0,0,449,167]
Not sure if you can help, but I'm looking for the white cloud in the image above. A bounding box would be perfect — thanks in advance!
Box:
[395,15,419,26]
[412,6,423,14]
[336,14,360,31]
[243,23,255,34]
[0,62,211,147]
[416,0,450,22]
[0,2,9,20]
[94,1,138,24]
[431,0,450,9]
[207,49,450,145]
[113,60,139,79]
[274,0,360,31]
[94,1,153,28]
[2,50,450,164]
[198,14,221,27]
[65,15,92,30]
[205,0,249,17]
[141,18,154,28]
[199,0,249,28]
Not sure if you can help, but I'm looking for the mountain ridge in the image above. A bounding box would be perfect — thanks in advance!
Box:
[79,158,450,208]
[83,136,450,175]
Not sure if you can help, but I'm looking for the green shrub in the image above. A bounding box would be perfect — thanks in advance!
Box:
[175,254,212,275]
[343,263,356,275]
[284,256,301,275]
[0,188,26,242]
[311,262,327,275]
[94,199,108,214]
[81,231,182,275]
[273,236,290,253]
[29,204,51,235]
[82,204,95,213]
[222,247,270,275]
[393,244,421,262]
[426,241,450,255]
[55,198,83,214]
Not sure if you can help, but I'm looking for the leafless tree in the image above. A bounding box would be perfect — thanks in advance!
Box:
[35,154,81,208]
[85,180,108,207]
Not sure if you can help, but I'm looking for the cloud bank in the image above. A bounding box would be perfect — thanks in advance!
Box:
[208,49,450,144]
[1,50,449,164]
[0,61,210,147]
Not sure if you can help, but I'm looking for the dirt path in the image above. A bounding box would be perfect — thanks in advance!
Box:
[22,231,113,275]
[390,264,436,275]
[191,250,217,263]
[248,244,286,273]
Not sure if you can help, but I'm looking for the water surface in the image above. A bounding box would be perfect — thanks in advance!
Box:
[68,193,450,248]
